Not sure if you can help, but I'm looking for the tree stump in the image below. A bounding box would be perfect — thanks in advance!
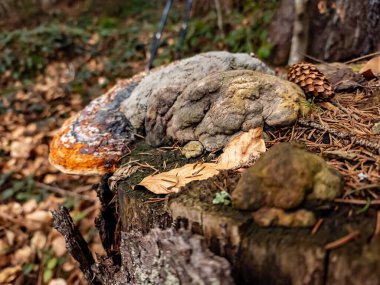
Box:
[116,142,380,285]
[119,185,380,285]
[51,137,380,284]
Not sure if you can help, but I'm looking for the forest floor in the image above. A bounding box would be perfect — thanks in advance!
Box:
[0,1,277,284]
[1,1,379,285]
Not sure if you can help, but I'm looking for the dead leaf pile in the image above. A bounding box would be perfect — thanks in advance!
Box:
[0,193,102,284]
[0,59,115,284]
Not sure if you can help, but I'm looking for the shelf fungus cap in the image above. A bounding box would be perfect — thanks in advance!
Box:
[49,78,140,175]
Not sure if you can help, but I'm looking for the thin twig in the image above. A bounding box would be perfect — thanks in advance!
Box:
[299,53,327,64]
[298,118,380,152]
[311,218,324,235]
[213,0,225,36]
[325,230,360,250]
[372,211,380,241]
[192,165,205,176]
[161,178,177,184]
[344,51,380,64]
[344,184,380,197]
[334,198,380,205]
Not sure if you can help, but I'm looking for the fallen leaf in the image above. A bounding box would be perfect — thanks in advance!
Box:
[0,255,9,268]
[360,56,380,78]
[10,137,35,158]
[37,196,65,210]
[31,231,47,251]
[0,239,10,255]
[22,199,38,214]
[0,266,21,283]
[51,236,66,257]
[135,163,220,194]
[43,174,58,184]
[62,261,75,272]
[91,241,106,255]
[49,278,67,285]
[217,128,266,169]
[11,203,23,216]
[25,211,52,231]
[12,245,33,265]
[5,230,15,247]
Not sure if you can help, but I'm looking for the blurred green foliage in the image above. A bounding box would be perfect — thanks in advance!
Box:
[0,21,144,81]
[0,0,277,82]
[184,1,276,55]
[0,172,50,202]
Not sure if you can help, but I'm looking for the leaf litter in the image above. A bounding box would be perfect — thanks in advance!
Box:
[0,53,112,285]
[267,76,380,204]
[1,6,379,284]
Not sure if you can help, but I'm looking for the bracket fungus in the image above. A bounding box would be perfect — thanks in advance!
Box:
[49,75,143,175]
[49,51,274,175]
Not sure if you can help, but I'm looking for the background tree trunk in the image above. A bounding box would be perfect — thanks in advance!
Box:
[269,0,380,65]
[288,0,310,64]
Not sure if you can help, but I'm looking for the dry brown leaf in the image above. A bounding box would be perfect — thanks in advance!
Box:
[11,203,23,216]
[0,255,10,268]
[15,231,28,246]
[0,266,21,283]
[22,199,38,214]
[49,278,67,285]
[51,236,66,257]
[10,137,35,159]
[30,231,47,251]
[43,174,58,184]
[217,128,266,169]
[37,195,65,210]
[12,245,33,265]
[62,261,75,272]
[0,239,10,255]
[4,230,15,247]
[360,56,380,78]
[135,163,220,194]
[91,241,106,255]
[25,210,52,231]
[0,204,11,214]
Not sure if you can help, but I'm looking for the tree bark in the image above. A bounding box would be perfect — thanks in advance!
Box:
[52,207,103,285]
[118,170,380,285]
[269,0,380,65]
[288,0,310,64]
[117,228,235,285]
[53,141,380,285]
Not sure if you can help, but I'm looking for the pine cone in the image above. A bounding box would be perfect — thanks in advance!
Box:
[287,63,334,100]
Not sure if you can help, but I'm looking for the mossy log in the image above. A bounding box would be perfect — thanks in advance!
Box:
[118,175,380,285]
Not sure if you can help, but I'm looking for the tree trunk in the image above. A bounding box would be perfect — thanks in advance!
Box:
[117,171,380,285]
[53,140,380,284]
[269,0,380,65]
